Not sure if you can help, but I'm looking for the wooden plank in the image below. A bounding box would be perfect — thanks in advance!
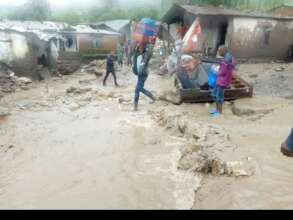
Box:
[179,74,253,103]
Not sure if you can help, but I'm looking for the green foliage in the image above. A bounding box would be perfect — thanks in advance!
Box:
[165,0,285,11]
[52,11,84,25]
[2,0,290,24]
[8,0,51,21]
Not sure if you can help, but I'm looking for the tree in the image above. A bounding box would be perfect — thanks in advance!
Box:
[8,0,51,21]
[52,11,83,25]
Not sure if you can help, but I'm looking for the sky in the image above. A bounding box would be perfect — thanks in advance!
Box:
[0,0,160,8]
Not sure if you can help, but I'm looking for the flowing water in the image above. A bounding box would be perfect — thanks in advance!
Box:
[1,63,293,209]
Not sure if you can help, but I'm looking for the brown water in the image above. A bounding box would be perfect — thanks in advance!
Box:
[0,68,199,209]
[1,63,293,209]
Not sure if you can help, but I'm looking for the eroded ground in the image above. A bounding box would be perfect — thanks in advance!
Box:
[0,62,293,209]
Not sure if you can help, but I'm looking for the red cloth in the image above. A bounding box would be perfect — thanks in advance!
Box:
[182,19,202,53]
[178,25,187,39]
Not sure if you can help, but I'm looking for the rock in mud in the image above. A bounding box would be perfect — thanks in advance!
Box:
[36,66,51,81]
[224,161,254,177]
[82,60,105,77]
[57,61,80,76]
[179,152,226,175]
[17,77,32,85]
[79,79,95,86]
[232,100,274,117]
[77,94,92,102]
[118,97,131,104]
[0,107,11,118]
[275,67,285,72]
[159,91,182,105]
[0,75,17,93]
[69,102,80,111]
[66,87,92,95]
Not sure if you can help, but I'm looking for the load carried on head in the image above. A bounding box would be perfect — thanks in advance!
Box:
[133,18,160,46]
[131,18,161,75]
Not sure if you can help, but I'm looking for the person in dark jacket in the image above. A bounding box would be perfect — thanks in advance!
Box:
[281,128,293,157]
[132,43,156,111]
[103,52,119,87]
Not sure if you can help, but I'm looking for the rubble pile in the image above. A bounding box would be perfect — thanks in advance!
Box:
[81,60,105,77]
[0,73,17,95]
[54,61,80,76]
[0,64,33,98]
[150,108,254,178]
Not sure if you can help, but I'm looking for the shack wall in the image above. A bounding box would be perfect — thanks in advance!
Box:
[272,6,293,17]
[0,31,52,77]
[78,34,119,54]
[230,17,293,59]
[197,16,232,56]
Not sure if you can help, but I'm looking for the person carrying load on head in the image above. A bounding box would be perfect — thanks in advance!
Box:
[132,43,156,112]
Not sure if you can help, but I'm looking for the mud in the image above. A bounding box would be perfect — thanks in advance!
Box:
[0,62,293,209]
[0,65,200,209]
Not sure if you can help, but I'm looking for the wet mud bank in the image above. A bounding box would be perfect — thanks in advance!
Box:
[1,63,293,209]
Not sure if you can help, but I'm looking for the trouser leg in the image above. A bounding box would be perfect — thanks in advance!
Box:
[286,128,293,150]
[111,71,118,86]
[134,76,144,104]
[103,71,110,85]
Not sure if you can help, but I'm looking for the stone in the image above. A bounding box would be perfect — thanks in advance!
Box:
[0,107,11,118]
[17,77,32,85]
[118,97,131,104]
[79,79,95,86]
[69,103,80,111]
[232,100,274,117]
[66,86,92,95]
[66,86,79,94]
[77,94,92,102]
[275,67,285,72]
[36,67,51,80]
[224,161,253,177]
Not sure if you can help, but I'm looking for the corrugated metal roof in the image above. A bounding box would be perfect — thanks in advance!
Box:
[66,25,121,35]
[162,4,293,24]
[0,20,69,31]
[0,21,66,41]
[181,4,293,19]
[92,19,131,32]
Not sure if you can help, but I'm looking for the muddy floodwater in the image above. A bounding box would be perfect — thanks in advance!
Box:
[0,67,199,209]
[1,63,293,209]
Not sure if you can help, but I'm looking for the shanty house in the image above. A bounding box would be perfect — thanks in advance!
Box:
[162,4,293,60]
[269,0,293,17]
[58,25,121,59]
[0,21,65,77]
[90,20,132,43]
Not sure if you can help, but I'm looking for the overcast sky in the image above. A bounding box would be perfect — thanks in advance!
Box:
[0,0,159,8]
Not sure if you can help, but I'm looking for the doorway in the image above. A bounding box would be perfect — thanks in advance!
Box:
[217,21,228,50]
